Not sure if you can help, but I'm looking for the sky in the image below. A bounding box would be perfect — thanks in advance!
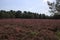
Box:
[0,0,55,15]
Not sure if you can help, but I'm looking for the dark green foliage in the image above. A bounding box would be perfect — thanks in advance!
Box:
[0,10,60,19]
[15,10,22,18]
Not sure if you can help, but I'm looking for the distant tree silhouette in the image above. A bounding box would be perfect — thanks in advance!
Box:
[0,10,59,19]
[15,10,22,18]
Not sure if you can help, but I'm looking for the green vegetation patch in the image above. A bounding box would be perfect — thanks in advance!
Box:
[56,31,60,40]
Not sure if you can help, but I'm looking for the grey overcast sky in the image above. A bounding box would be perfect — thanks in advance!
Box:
[0,0,55,15]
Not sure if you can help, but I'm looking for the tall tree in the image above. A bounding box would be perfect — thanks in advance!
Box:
[47,0,60,18]
[15,10,22,18]
[9,10,16,18]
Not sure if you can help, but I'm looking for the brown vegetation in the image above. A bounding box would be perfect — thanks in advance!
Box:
[0,19,60,40]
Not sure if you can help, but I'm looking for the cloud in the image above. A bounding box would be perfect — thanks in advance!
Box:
[43,0,48,3]
[43,0,53,3]
[43,0,48,2]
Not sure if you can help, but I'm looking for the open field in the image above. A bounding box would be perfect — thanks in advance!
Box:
[0,19,60,40]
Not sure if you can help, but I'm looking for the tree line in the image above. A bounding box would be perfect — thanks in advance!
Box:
[0,10,60,19]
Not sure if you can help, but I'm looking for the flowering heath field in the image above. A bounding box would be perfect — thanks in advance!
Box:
[0,19,60,40]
